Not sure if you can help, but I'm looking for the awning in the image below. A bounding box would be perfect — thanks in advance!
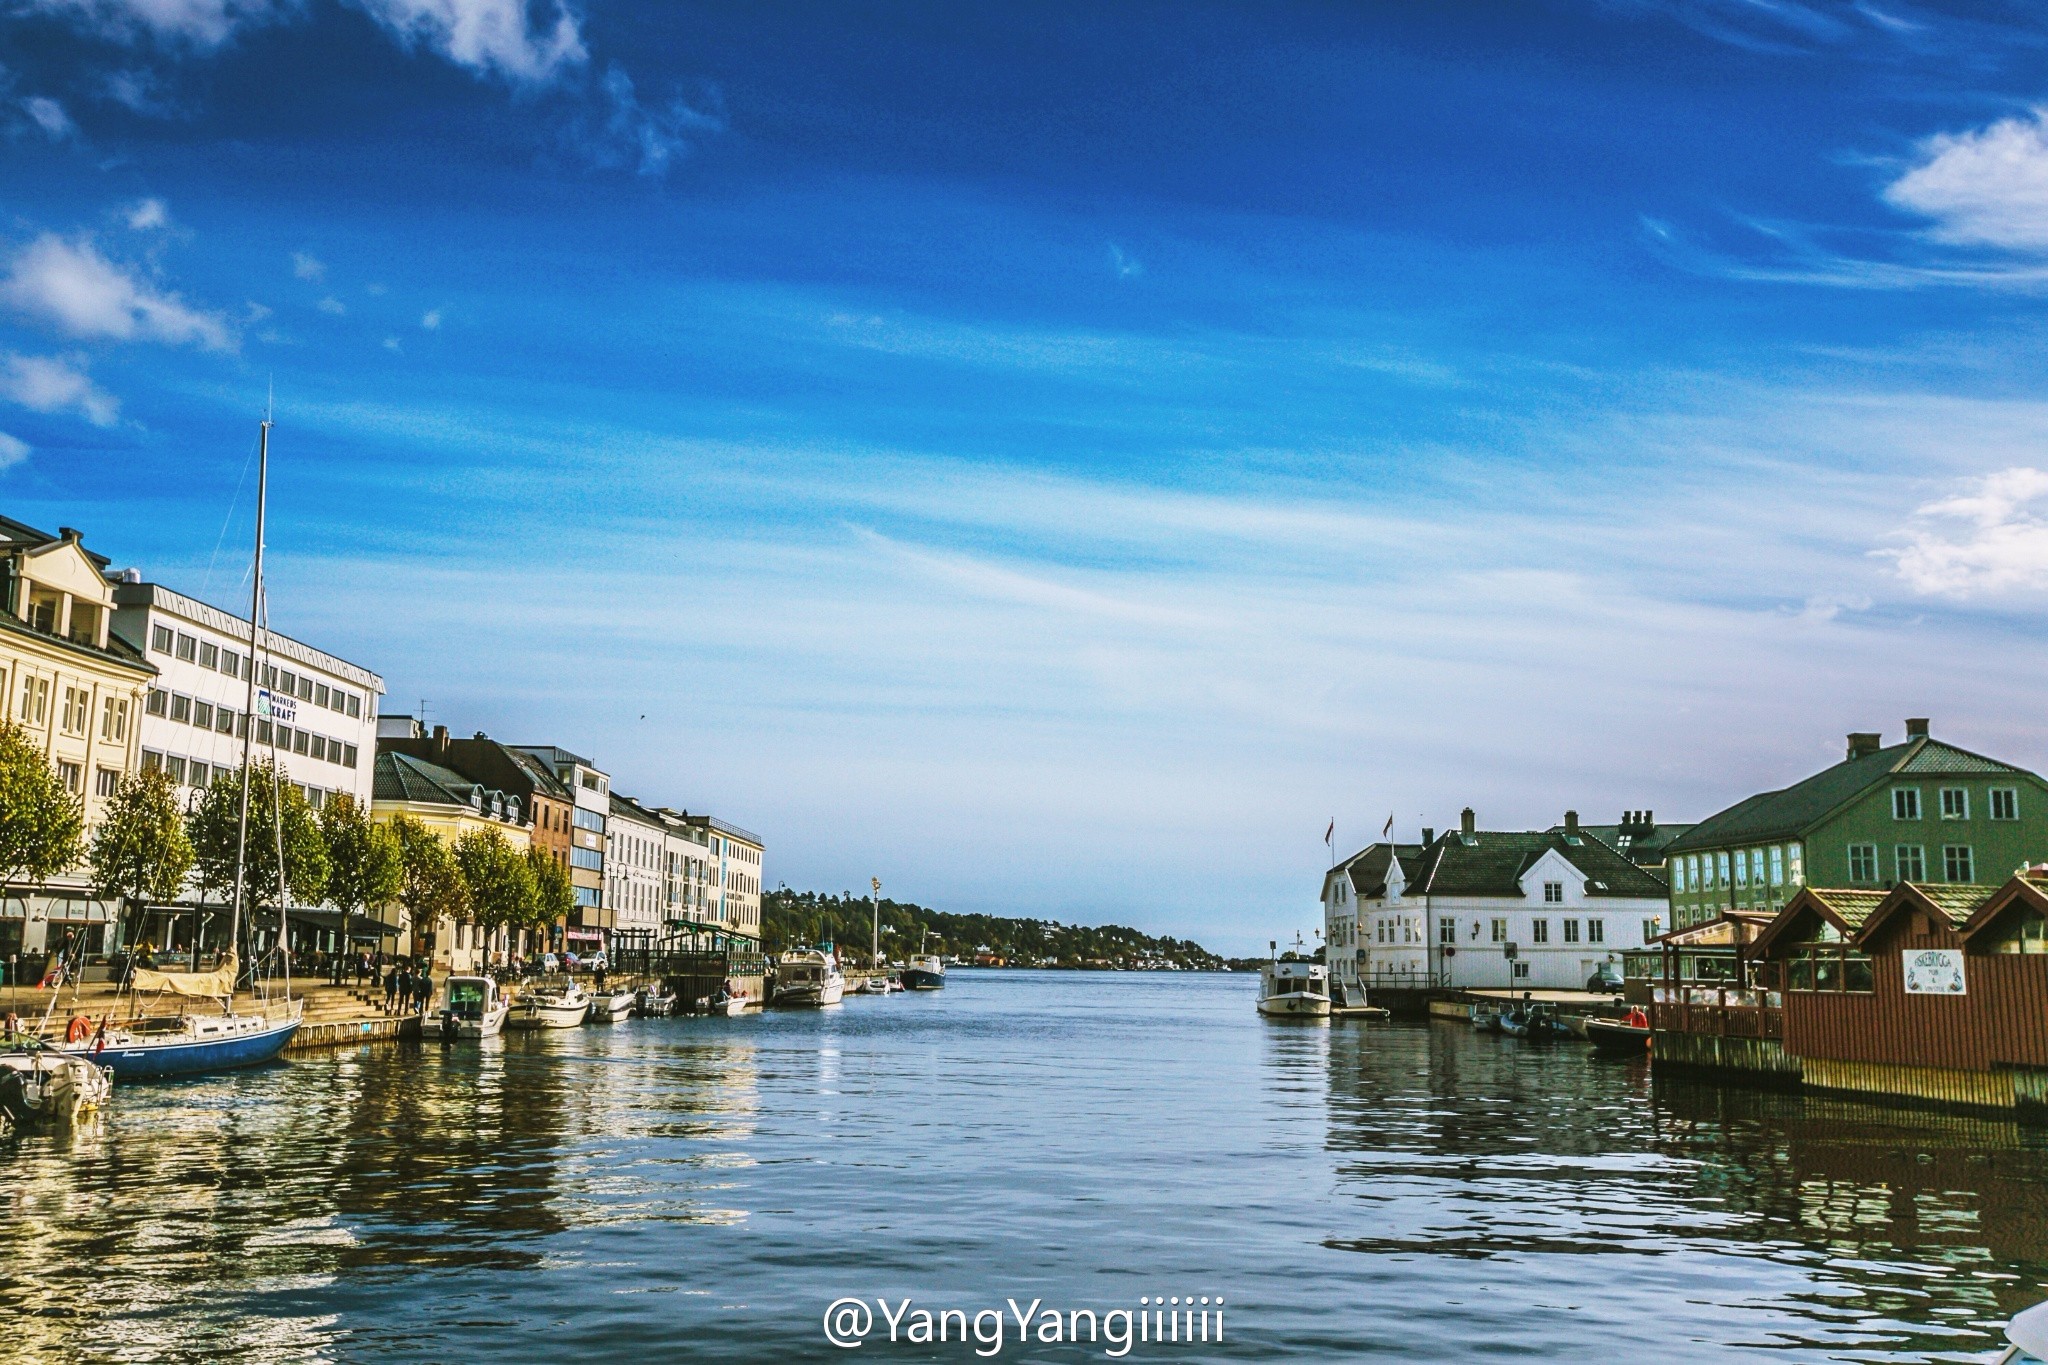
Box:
[564,929,604,943]
[285,909,401,941]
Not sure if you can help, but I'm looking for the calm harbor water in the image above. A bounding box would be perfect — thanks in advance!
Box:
[3,970,2046,1362]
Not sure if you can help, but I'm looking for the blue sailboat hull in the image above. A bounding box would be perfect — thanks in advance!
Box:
[67,1016,300,1079]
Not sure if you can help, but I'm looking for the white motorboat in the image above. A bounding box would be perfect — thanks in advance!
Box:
[1998,1300,2048,1364]
[509,983,590,1029]
[635,985,678,1017]
[590,987,637,1022]
[856,974,896,995]
[437,975,510,1040]
[772,947,846,1007]
[0,1045,112,1128]
[1257,936,1331,1019]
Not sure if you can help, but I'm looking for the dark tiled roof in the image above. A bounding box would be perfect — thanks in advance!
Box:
[374,750,489,808]
[1666,737,2030,854]
[1410,828,1668,899]
[1340,843,1425,899]
[1561,822,1696,866]
[0,611,155,676]
[1803,887,1889,931]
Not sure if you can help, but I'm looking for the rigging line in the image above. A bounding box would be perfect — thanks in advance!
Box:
[203,424,262,603]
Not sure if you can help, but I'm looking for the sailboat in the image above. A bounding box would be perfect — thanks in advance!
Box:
[56,412,303,1078]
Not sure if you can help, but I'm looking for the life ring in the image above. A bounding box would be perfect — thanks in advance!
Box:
[65,1015,92,1044]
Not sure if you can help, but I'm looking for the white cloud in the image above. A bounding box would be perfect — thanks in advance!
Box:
[291,250,324,281]
[0,352,121,426]
[0,432,27,470]
[0,233,232,350]
[420,308,440,329]
[316,295,346,315]
[354,0,585,85]
[125,198,169,230]
[382,336,400,351]
[1885,108,2048,251]
[563,63,722,177]
[1887,466,2048,595]
[1109,244,1142,279]
[21,96,76,140]
[24,0,279,49]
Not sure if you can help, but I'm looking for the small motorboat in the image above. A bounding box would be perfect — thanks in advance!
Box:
[635,985,678,1017]
[437,975,510,1040]
[509,983,590,1030]
[0,1044,112,1128]
[590,987,637,1023]
[856,974,896,995]
[1997,1300,2048,1364]
[1470,1007,1502,1033]
[1257,938,1331,1019]
[773,948,846,1007]
[1498,1001,1567,1039]
[1585,1007,1652,1056]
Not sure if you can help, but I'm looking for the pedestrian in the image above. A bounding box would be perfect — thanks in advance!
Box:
[415,964,433,1014]
[384,963,400,1013]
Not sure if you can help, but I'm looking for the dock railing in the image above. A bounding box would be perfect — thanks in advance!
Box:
[1651,984,1783,1040]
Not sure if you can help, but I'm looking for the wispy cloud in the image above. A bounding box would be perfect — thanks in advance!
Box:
[20,96,76,140]
[124,197,169,230]
[0,352,120,425]
[1886,466,2048,596]
[0,432,26,469]
[23,0,282,49]
[316,295,346,315]
[0,233,232,349]
[291,250,324,281]
[420,308,441,329]
[354,0,584,85]
[557,63,722,177]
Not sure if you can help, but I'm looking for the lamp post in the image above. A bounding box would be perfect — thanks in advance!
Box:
[870,877,881,971]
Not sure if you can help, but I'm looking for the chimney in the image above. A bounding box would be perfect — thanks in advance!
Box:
[1905,717,1930,740]
[432,724,450,758]
[1460,807,1476,837]
[1565,810,1580,835]
[57,527,81,543]
[1643,809,1653,830]
[1847,732,1882,760]
[473,731,489,741]
[1421,827,1434,847]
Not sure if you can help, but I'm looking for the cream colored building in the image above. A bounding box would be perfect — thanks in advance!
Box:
[371,748,532,973]
[0,519,153,961]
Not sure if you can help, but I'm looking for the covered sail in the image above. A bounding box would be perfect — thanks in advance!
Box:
[132,951,236,999]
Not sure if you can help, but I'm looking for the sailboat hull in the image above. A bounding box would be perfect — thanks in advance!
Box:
[62,1013,301,1079]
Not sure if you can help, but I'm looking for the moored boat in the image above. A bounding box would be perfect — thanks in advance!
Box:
[1997,1300,2047,1364]
[1258,938,1331,1019]
[437,975,509,1040]
[901,954,945,991]
[1585,1006,1652,1056]
[635,985,678,1017]
[509,983,590,1029]
[0,1045,112,1127]
[590,987,637,1022]
[53,964,303,1078]
[773,947,846,1007]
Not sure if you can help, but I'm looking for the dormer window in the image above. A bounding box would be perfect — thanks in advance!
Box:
[25,588,58,633]
[1543,881,1563,904]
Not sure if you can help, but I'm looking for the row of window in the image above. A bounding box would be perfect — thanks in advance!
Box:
[149,623,367,720]
[143,690,360,768]
[1673,844,1806,895]
[138,749,340,806]
[1848,842,1974,884]
[9,671,133,746]
[1891,785,2018,822]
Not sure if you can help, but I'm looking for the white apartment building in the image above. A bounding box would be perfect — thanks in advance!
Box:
[651,807,718,932]
[512,745,609,952]
[113,580,382,809]
[606,793,668,944]
[698,816,763,943]
[1323,810,1669,993]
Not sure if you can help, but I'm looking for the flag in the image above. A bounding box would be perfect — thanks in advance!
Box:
[1382,813,1394,838]
[1323,819,1334,847]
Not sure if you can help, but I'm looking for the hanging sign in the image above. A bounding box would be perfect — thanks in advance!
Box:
[1903,948,1966,995]
[257,687,297,723]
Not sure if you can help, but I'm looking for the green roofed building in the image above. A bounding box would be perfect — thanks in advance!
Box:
[1663,719,2048,930]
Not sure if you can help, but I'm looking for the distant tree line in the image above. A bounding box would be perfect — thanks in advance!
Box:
[762,887,1226,970]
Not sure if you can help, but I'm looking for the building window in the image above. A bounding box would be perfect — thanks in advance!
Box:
[346,694,361,718]
[256,719,273,745]
[217,707,236,735]
[1734,852,1748,888]
[151,624,173,653]
[1439,919,1456,944]
[140,749,162,772]
[145,688,167,717]
[1943,845,1975,883]
[164,755,186,784]
[1511,960,1531,979]
[1587,919,1604,944]
[1788,843,1804,885]
[1715,851,1730,887]
[192,700,214,730]
[18,675,47,725]
[1847,843,1878,883]
[310,734,327,761]
[1531,919,1550,944]
[169,694,191,724]
[1766,845,1783,887]
[100,695,128,742]
[1490,918,1508,943]
[189,761,209,788]
[221,649,241,679]
[175,632,197,661]
[1940,787,1969,820]
[95,767,119,798]
[341,743,358,768]
[59,686,85,735]
[296,675,312,701]
[315,683,330,708]
[573,807,606,833]
[1894,845,1925,882]
[198,641,218,669]
[55,760,81,793]
[1642,917,1661,941]
[1991,788,2019,821]
[275,724,293,751]
[1543,881,1563,904]
[571,846,603,871]
[1563,919,1581,944]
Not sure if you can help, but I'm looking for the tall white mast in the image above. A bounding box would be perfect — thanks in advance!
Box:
[228,410,271,978]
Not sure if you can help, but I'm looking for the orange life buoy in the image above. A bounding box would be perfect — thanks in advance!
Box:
[65,1015,92,1044]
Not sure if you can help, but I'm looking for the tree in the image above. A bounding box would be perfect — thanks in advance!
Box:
[88,766,193,944]
[321,794,401,926]
[186,762,330,913]
[454,827,536,931]
[389,815,468,946]
[0,719,84,912]
[527,845,574,932]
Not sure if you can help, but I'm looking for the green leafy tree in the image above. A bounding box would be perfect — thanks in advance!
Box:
[186,762,330,912]
[389,815,468,945]
[527,845,574,932]
[321,793,402,925]
[454,826,536,931]
[0,719,84,912]
[89,766,194,944]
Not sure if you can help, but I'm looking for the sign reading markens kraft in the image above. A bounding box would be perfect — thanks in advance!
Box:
[1903,948,1967,996]
[257,687,298,724]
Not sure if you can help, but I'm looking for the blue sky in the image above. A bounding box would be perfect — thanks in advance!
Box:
[6,1,2048,952]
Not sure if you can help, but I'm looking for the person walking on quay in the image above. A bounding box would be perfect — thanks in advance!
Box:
[414,964,433,1015]
[384,963,400,1014]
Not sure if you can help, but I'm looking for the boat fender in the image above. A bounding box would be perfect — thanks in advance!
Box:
[65,1015,92,1044]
